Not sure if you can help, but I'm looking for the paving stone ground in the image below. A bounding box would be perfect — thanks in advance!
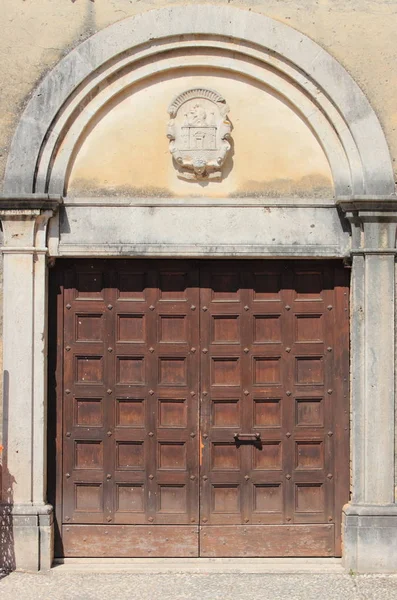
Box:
[1,571,397,600]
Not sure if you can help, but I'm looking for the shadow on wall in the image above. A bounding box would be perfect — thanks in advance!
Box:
[0,371,16,576]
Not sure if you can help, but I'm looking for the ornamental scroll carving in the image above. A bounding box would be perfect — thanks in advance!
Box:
[167,88,232,181]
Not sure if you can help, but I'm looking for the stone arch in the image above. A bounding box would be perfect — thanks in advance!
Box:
[3,4,394,198]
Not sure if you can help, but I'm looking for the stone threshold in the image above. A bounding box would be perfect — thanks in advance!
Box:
[52,557,344,574]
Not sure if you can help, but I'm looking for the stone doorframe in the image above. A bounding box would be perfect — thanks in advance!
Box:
[0,5,396,572]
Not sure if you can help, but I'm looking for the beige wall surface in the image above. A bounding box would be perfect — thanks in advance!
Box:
[0,2,396,449]
[1,0,397,191]
[68,71,333,197]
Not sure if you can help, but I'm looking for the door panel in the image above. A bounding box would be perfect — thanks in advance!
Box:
[200,524,334,557]
[62,525,198,558]
[52,259,349,558]
[58,260,200,556]
[198,261,349,556]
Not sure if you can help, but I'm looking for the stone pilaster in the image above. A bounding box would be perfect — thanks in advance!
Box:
[338,198,397,572]
[0,195,62,571]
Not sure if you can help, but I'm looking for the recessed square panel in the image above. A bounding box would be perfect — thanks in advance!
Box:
[295,483,324,513]
[117,484,144,512]
[75,441,103,469]
[158,399,187,427]
[212,443,239,470]
[117,357,145,384]
[296,398,324,426]
[76,356,103,384]
[212,316,239,343]
[117,314,146,342]
[295,314,323,342]
[253,442,282,470]
[76,314,103,341]
[296,357,323,384]
[212,400,240,428]
[76,271,103,299]
[254,315,281,343]
[159,485,186,512]
[211,272,240,302]
[118,272,146,300]
[254,357,281,384]
[254,484,282,512]
[253,399,281,427]
[75,484,103,512]
[159,442,186,470]
[212,485,240,512]
[75,398,103,427]
[116,399,145,427]
[211,358,240,386]
[160,272,187,300]
[253,272,281,300]
[159,316,187,343]
[295,271,323,299]
[296,441,324,469]
[116,442,144,469]
[159,358,187,385]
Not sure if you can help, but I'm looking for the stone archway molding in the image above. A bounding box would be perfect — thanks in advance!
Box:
[3,4,395,198]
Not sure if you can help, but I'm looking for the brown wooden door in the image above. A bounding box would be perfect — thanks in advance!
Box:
[199,261,349,557]
[56,261,200,557]
[51,259,349,558]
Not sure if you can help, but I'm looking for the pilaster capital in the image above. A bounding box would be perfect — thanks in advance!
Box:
[0,194,62,213]
[336,196,397,253]
[0,194,63,250]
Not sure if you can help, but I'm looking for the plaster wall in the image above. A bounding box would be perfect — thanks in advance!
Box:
[68,71,333,198]
[1,0,397,192]
[0,0,396,470]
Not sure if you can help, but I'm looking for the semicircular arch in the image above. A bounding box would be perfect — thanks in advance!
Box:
[3,5,394,197]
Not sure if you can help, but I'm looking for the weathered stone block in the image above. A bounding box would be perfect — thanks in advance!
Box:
[343,505,397,573]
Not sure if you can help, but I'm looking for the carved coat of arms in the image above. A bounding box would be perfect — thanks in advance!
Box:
[167,88,232,181]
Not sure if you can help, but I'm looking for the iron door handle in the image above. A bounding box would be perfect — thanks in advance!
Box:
[233,432,261,441]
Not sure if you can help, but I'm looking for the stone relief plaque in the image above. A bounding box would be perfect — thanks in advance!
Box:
[167,88,232,181]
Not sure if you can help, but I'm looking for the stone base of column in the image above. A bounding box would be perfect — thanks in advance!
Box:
[0,504,53,571]
[343,504,397,573]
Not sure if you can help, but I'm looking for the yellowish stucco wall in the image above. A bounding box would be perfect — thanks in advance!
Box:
[0,1,396,453]
[68,71,333,197]
[1,0,397,191]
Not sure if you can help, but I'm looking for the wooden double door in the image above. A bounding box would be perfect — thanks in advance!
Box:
[51,259,349,558]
